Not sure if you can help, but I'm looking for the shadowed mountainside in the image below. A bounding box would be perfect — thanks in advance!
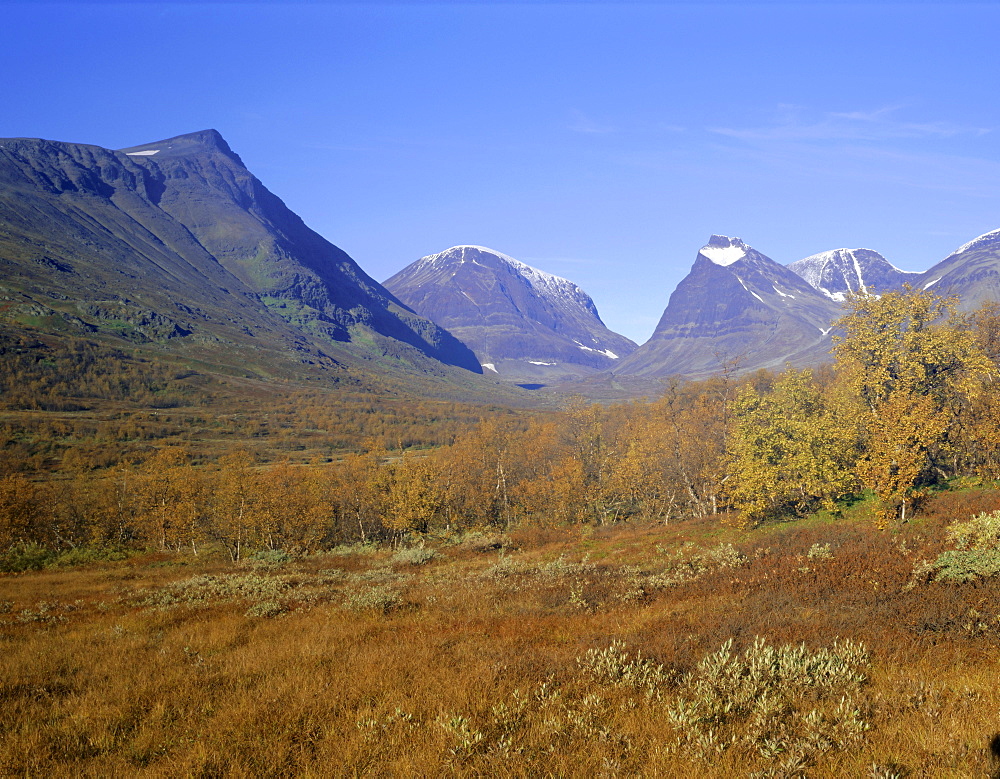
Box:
[385,245,636,382]
[0,130,482,382]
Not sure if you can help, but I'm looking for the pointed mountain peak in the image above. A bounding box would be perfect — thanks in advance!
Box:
[118,129,244,166]
[698,235,751,267]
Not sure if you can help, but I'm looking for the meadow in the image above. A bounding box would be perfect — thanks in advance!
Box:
[6,288,1000,776]
[4,489,1000,777]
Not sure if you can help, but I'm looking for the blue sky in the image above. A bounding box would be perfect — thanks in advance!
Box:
[3,1,1000,344]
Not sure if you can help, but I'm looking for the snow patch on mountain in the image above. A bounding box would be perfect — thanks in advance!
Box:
[852,255,868,293]
[700,242,747,266]
[574,340,619,359]
[735,276,765,303]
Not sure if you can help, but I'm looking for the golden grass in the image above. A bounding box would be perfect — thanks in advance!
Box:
[3,512,1000,777]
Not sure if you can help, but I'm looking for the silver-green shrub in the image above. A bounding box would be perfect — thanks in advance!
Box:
[577,640,673,698]
[668,637,870,764]
[391,546,439,566]
[641,542,750,590]
[912,510,1000,583]
[344,584,402,613]
[245,600,287,618]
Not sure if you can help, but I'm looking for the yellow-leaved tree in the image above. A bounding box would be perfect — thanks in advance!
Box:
[385,453,444,535]
[134,447,206,553]
[727,368,859,526]
[833,287,991,525]
[210,449,262,561]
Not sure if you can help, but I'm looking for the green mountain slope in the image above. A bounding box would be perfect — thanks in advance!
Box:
[0,130,482,385]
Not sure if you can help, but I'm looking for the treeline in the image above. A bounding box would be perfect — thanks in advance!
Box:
[0,332,194,411]
[3,287,1000,557]
[0,384,724,557]
[0,330,521,472]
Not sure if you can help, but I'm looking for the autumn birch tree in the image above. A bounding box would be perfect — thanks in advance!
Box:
[727,369,858,526]
[834,287,991,524]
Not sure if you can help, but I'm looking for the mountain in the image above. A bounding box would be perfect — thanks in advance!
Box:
[383,245,637,381]
[614,235,841,378]
[0,130,481,378]
[914,229,1000,311]
[787,248,918,300]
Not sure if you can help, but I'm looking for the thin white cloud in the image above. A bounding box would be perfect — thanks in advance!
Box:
[568,109,617,135]
[710,104,991,143]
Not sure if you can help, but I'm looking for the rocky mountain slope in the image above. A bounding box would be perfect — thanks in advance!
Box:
[613,236,842,379]
[384,245,636,381]
[787,248,918,300]
[0,130,481,379]
[914,229,1000,310]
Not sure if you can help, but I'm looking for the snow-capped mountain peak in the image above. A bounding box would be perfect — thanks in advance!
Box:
[383,244,637,382]
[612,236,841,379]
[787,247,917,301]
[416,245,582,302]
[699,235,749,267]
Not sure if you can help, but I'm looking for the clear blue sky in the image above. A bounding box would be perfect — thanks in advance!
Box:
[3,1,1000,344]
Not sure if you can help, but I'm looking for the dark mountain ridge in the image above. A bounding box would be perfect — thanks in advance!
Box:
[0,130,481,379]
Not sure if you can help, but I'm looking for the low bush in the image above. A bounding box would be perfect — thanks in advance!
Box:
[247,548,292,568]
[245,600,288,618]
[391,546,439,566]
[577,640,673,697]
[49,546,132,567]
[913,510,1000,583]
[667,636,870,766]
[343,584,402,613]
[0,542,55,572]
[1,543,134,573]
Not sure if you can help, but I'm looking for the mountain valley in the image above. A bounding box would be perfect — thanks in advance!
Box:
[2,130,1000,395]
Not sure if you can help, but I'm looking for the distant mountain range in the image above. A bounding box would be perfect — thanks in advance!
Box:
[2,129,1000,390]
[611,236,841,378]
[0,130,481,382]
[608,232,1000,380]
[384,245,636,382]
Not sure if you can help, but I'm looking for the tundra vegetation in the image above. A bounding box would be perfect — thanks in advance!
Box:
[4,288,1000,775]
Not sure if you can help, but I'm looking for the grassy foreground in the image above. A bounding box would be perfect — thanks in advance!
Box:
[4,493,1000,777]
